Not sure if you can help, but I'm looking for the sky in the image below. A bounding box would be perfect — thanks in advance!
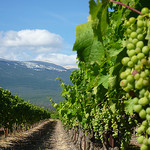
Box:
[0,0,89,68]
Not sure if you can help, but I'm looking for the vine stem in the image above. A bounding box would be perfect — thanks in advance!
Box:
[110,0,142,15]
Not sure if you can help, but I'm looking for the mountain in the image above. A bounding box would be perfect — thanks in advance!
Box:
[0,58,76,109]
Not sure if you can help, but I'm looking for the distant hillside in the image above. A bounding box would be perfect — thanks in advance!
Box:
[0,58,76,109]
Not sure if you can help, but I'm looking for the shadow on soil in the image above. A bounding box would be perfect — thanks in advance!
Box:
[1,120,57,150]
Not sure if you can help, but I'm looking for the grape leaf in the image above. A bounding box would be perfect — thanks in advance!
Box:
[108,47,124,57]
[97,75,109,89]
[89,0,109,42]
[108,76,116,89]
[73,22,105,64]
[93,86,98,95]
[110,103,116,113]
[124,98,134,115]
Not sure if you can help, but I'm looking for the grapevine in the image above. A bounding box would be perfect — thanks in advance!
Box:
[0,87,50,137]
[120,7,150,149]
[55,0,150,150]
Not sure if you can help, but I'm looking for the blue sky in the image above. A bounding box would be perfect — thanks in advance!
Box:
[0,0,89,67]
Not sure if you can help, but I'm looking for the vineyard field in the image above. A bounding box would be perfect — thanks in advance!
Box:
[55,0,150,150]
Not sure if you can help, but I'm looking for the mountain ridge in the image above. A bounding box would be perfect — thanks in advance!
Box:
[0,58,76,109]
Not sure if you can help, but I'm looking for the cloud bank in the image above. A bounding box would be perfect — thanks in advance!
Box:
[0,29,77,67]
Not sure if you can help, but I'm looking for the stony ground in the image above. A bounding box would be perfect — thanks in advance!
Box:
[0,119,141,150]
[0,119,78,150]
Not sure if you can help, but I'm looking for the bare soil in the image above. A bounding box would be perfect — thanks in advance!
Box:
[0,119,77,150]
[0,119,141,150]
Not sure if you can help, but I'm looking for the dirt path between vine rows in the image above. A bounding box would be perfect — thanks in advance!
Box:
[0,119,78,150]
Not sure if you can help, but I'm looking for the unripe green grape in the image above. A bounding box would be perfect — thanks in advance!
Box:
[141,7,149,15]
[139,109,146,119]
[127,50,136,57]
[147,21,150,27]
[127,74,134,83]
[122,57,130,66]
[137,15,144,20]
[140,125,146,132]
[147,60,150,66]
[135,78,143,89]
[136,28,143,34]
[143,138,149,145]
[138,97,149,106]
[148,93,150,100]
[126,28,132,34]
[137,60,141,65]
[140,144,148,150]
[141,58,147,65]
[137,20,144,27]
[145,69,150,76]
[130,32,137,38]
[130,25,137,31]
[136,41,144,49]
[127,61,134,67]
[139,89,146,97]
[146,107,150,115]
[142,46,149,55]
[143,20,148,27]
[144,90,149,96]
[146,127,150,135]
[148,138,150,145]
[123,86,130,92]
[120,72,127,79]
[125,21,130,27]
[125,68,131,76]
[140,71,147,78]
[129,17,136,24]
[128,38,133,42]
[146,114,150,121]
[132,38,138,45]
[143,79,149,87]
[133,97,139,105]
[134,65,141,71]
[131,55,138,63]
[142,120,148,127]
[137,53,145,60]
[126,93,130,98]
[120,79,128,87]
[138,77,144,83]
[137,34,144,41]
[127,83,134,90]
[134,73,140,80]
[136,126,144,135]
[137,136,144,144]
[143,138,149,146]
[127,43,135,50]
[133,104,142,113]
[135,47,141,54]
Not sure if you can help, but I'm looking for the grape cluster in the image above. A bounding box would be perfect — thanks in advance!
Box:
[120,7,150,150]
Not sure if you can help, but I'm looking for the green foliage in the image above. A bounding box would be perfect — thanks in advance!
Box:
[73,22,105,64]
[0,87,51,129]
[120,7,150,148]
[89,0,109,42]
[56,0,150,149]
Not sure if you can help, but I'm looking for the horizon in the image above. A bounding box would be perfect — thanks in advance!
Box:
[0,57,78,69]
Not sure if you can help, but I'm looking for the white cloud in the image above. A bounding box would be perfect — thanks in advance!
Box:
[35,53,78,67]
[0,29,77,67]
[0,29,63,49]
